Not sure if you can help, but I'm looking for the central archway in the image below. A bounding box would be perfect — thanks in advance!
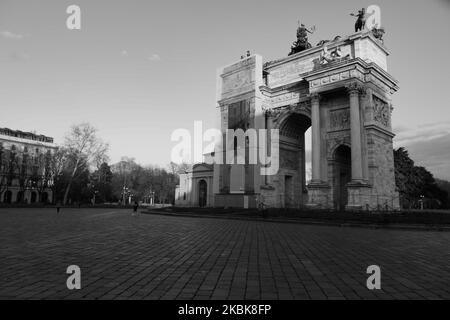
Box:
[277,112,311,208]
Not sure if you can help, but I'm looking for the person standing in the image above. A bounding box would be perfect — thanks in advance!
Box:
[132,201,139,217]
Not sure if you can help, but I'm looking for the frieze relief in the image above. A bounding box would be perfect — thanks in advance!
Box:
[310,69,362,89]
[372,95,390,127]
[222,69,253,95]
[262,101,311,124]
[268,57,317,87]
[270,91,301,108]
[280,148,299,170]
[329,108,350,131]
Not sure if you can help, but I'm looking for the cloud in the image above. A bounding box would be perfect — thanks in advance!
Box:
[394,122,450,180]
[9,51,30,61]
[0,30,24,40]
[121,50,128,56]
[147,54,161,62]
[394,122,450,145]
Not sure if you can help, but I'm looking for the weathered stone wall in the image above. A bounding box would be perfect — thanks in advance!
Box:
[366,130,399,209]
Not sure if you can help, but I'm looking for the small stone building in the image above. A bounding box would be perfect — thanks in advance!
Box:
[175,163,214,207]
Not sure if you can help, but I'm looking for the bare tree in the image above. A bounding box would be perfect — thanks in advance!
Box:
[62,123,109,205]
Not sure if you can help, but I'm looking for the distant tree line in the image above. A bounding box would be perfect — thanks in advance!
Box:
[394,147,449,209]
[3,123,449,209]
[0,123,182,206]
[50,123,182,205]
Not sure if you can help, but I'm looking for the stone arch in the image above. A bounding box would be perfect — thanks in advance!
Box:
[278,112,311,139]
[273,110,312,208]
[327,138,351,160]
[332,144,352,210]
[273,105,311,129]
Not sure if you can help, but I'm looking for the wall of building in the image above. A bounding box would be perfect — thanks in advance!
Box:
[0,130,57,204]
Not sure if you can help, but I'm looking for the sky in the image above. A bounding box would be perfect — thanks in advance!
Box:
[1,0,450,179]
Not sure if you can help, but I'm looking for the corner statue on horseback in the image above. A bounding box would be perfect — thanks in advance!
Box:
[289,22,316,56]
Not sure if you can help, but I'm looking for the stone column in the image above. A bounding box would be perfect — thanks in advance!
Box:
[310,93,322,183]
[264,110,273,185]
[346,82,364,183]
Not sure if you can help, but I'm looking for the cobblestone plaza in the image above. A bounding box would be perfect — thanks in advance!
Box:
[0,208,449,300]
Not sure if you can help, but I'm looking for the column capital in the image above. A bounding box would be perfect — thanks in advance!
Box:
[262,105,283,119]
[345,82,366,96]
[307,92,321,103]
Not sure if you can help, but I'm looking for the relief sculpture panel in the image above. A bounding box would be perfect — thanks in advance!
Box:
[280,148,299,170]
[222,69,253,96]
[329,108,350,131]
[372,95,390,127]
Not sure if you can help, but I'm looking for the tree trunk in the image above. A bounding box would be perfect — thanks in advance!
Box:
[63,160,79,205]
[63,179,73,205]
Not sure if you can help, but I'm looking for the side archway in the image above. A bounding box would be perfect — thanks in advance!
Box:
[332,145,351,210]
[198,179,208,208]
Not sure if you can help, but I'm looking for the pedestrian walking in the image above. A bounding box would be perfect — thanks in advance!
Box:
[132,201,139,217]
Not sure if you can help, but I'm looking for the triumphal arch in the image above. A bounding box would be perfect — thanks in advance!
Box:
[210,29,399,211]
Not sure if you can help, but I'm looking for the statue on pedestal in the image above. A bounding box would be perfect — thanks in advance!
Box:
[289,23,315,56]
[371,27,385,43]
[350,8,374,32]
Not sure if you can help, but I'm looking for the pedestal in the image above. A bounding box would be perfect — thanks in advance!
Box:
[345,182,372,211]
[306,182,331,209]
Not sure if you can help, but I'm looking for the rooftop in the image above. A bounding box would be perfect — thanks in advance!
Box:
[0,127,54,144]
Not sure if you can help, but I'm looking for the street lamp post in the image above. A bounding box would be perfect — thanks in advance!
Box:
[122,186,129,205]
[147,189,155,206]
[419,195,424,210]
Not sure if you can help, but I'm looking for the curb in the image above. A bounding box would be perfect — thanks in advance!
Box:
[142,210,450,232]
